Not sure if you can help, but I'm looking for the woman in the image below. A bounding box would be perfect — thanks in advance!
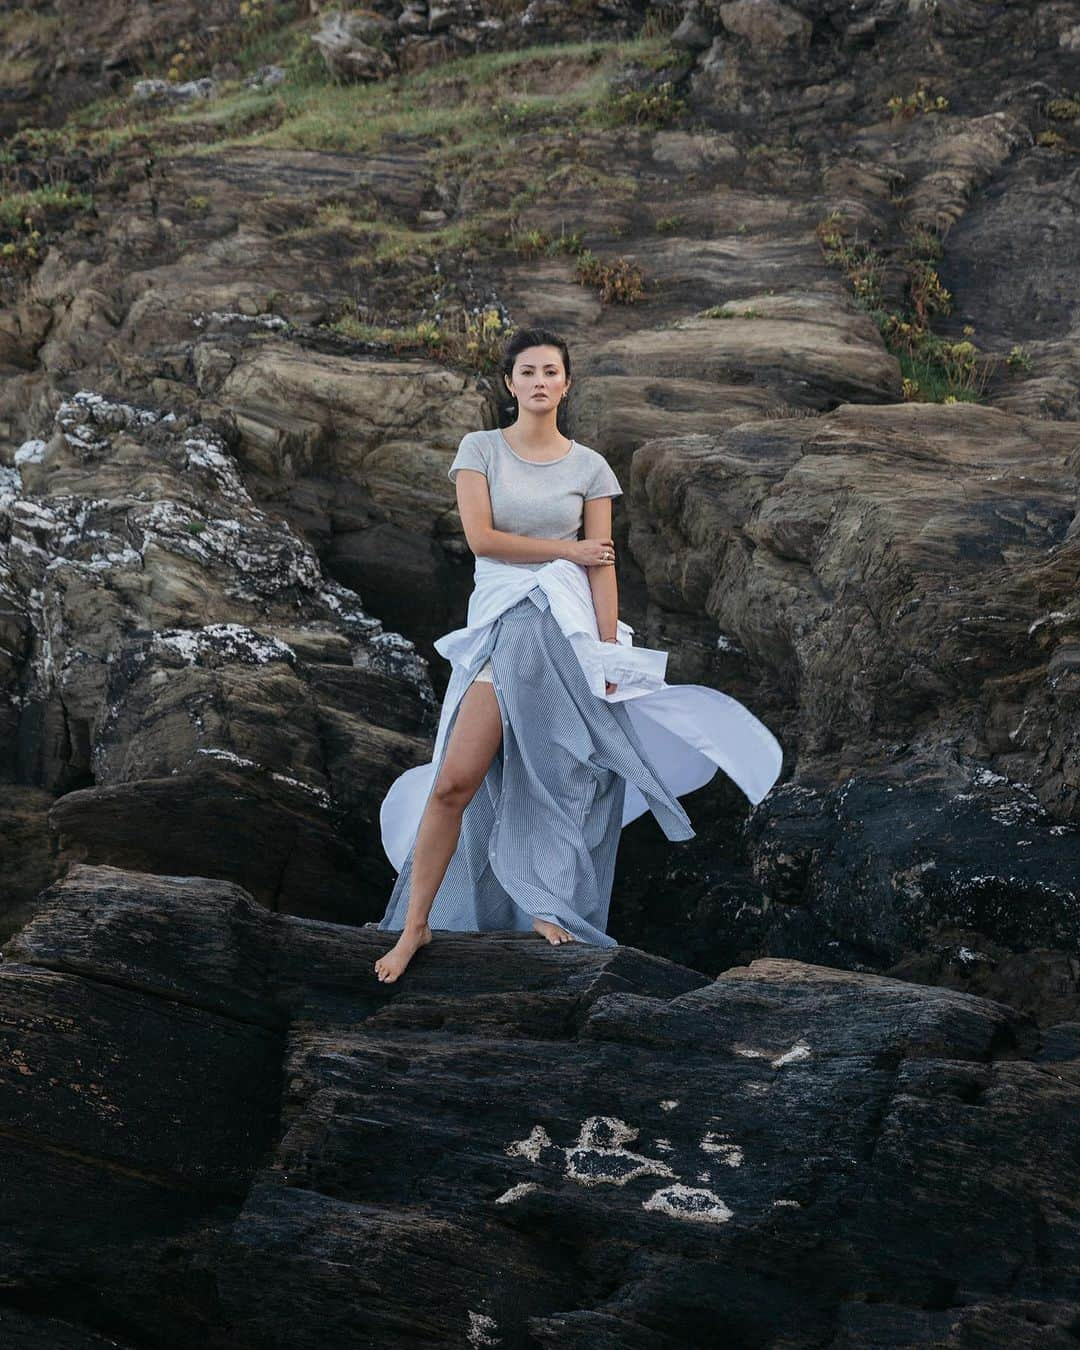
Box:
[374,327,783,983]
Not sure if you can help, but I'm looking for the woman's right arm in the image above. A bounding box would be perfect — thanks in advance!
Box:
[454,469,613,567]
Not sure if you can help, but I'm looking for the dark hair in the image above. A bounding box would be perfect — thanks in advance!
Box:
[498,326,572,431]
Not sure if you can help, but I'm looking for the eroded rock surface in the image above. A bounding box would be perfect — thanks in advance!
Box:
[2,863,1077,1349]
[1,390,437,926]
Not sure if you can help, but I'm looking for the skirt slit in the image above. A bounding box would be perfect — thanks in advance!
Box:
[377,590,695,947]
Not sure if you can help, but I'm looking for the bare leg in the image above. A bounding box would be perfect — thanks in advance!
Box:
[374,677,504,983]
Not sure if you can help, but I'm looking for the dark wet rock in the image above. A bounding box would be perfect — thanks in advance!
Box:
[0,863,1075,1348]
[0,785,60,942]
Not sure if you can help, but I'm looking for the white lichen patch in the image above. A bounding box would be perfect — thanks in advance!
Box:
[1029,610,1073,635]
[152,624,296,667]
[14,439,45,465]
[578,1116,638,1150]
[564,1115,676,1188]
[505,1116,675,1189]
[182,435,253,505]
[734,1039,811,1068]
[270,770,332,808]
[505,1124,553,1163]
[659,1099,679,1111]
[564,1147,674,1187]
[642,1184,733,1225]
[187,750,330,807]
[57,390,173,436]
[466,1311,501,1347]
[320,582,371,625]
[772,1039,812,1067]
[0,465,21,509]
[652,1138,674,1153]
[192,311,291,331]
[773,1198,801,1207]
[494,1182,538,1205]
[195,748,259,770]
[972,767,1008,787]
[700,1133,743,1167]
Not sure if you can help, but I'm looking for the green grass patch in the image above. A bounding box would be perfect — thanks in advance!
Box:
[0,183,92,233]
[127,33,680,160]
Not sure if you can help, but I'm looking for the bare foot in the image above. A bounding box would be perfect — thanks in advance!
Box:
[374,925,433,983]
[532,917,577,945]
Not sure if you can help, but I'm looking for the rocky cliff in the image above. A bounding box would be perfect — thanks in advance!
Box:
[2,2,1080,1342]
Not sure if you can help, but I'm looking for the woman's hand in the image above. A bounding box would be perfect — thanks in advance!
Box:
[567,537,616,567]
[602,635,619,694]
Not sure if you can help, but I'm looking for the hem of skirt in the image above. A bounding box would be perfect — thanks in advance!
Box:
[531,910,618,948]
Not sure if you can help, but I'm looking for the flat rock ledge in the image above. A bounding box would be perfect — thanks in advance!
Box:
[1,864,1078,1350]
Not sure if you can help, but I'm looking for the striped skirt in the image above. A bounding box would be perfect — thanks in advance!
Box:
[377,587,695,947]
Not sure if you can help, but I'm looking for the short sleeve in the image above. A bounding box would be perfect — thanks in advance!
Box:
[448,433,490,483]
[584,453,622,500]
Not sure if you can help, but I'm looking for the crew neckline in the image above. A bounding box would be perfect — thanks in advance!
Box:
[496,426,576,465]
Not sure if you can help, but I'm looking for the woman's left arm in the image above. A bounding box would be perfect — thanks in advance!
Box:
[582,495,620,692]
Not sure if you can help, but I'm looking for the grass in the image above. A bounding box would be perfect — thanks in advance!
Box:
[328,305,508,373]
[815,208,1012,403]
[0,183,93,273]
[59,30,684,165]
[0,183,92,232]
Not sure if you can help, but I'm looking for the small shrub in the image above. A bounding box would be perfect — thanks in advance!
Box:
[1006,344,1033,373]
[1035,129,1067,149]
[886,88,949,120]
[599,80,685,130]
[575,250,646,304]
[511,228,550,258]
[1045,95,1080,120]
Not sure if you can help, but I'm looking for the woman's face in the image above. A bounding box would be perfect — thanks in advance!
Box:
[504,345,570,412]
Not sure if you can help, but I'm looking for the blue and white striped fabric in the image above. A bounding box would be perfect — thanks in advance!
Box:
[377,588,695,947]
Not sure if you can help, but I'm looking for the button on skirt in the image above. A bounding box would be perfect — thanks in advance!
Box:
[377,588,695,947]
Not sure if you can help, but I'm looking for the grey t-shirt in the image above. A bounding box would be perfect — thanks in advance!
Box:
[448,428,623,571]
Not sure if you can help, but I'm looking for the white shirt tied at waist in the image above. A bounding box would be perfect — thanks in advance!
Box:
[434,555,668,704]
[379,555,784,873]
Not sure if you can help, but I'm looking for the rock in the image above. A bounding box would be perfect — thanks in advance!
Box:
[650,129,738,172]
[1,862,1075,1347]
[215,343,485,652]
[310,10,396,81]
[245,63,286,89]
[627,401,1079,771]
[587,297,899,408]
[2,389,435,922]
[397,5,429,35]
[427,3,459,33]
[718,0,813,51]
[746,773,1080,1015]
[130,77,217,105]
[0,786,59,943]
[671,5,716,52]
